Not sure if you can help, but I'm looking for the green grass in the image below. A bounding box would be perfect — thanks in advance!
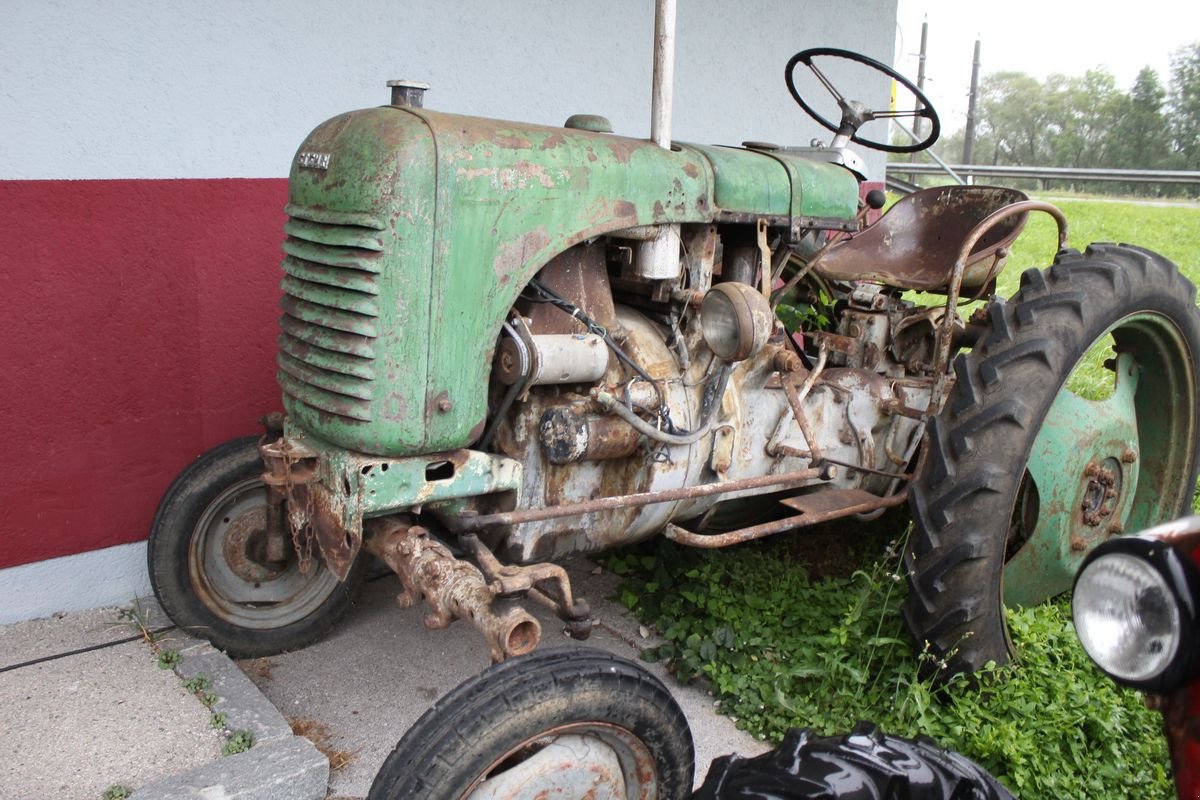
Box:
[611,534,1173,798]
[1006,199,1200,403]
[1003,196,1200,282]
[612,197,1200,798]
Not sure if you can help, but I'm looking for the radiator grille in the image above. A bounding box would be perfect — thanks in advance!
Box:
[278,204,384,423]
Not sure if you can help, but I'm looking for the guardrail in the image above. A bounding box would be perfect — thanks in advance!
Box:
[888,163,1200,185]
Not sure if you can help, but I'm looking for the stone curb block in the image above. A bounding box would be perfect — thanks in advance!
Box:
[130,735,329,800]
[174,643,293,745]
[130,628,329,799]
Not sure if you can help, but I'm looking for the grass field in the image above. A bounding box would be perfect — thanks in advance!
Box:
[1001,196,1200,291]
[612,195,1200,799]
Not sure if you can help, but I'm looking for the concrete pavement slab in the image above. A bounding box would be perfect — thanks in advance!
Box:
[0,606,221,800]
[1,601,329,800]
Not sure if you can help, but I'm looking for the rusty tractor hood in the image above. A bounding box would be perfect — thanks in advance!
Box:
[279,106,859,457]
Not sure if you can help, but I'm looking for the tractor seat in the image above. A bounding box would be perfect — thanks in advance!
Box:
[815,185,1030,293]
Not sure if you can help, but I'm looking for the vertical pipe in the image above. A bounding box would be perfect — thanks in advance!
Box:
[650,0,677,149]
[963,37,982,169]
[640,0,683,281]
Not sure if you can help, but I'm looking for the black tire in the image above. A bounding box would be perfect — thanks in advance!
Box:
[367,648,695,800]
[693,721,1014,799]
[906,244,1200,676]
[148,435,367,658]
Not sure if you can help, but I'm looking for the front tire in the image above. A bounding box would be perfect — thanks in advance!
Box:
[367,648,695,800]
[906,244,1200,676]
[148,435,366,657]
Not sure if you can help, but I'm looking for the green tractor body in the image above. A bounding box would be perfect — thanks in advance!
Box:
[150,49,1200,683]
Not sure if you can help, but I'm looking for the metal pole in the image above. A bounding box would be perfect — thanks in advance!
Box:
[909,18,928,159]
[963,37,981,168]
[650,0,676,149]
[640,0,683,281]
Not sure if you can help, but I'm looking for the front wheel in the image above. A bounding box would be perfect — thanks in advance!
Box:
[148,435,366,657]
[367,648,695,800]
[906,244,1200,676]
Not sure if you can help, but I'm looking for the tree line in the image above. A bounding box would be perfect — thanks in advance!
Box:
[924,42,1200,195]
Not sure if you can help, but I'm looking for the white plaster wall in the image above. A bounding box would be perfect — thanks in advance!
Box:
[0,543,152,624]
[2,0,897,181]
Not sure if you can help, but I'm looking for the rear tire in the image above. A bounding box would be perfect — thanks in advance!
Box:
[693,721,1014,799]
[906,244,1200,676]
[367,648,695,800]
[148,435,367,657]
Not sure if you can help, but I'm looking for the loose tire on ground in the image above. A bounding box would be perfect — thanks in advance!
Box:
[148,435,367,657]
[367,648,695,800]
[693,721,1014,799]
[906,244,1200,676]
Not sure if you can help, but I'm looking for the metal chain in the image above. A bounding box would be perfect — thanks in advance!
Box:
[281,445,315,575]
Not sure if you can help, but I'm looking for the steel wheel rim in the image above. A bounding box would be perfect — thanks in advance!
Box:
[462,722,661,800]
[188,477,341,629]
[1002,310,1197,607]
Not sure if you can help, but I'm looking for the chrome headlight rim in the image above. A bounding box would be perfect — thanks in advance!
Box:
[1072,534,1200,693]
[699,282,773,363]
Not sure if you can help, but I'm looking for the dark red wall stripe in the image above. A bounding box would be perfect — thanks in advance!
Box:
[0,177,890,571]
[0,179,288,569]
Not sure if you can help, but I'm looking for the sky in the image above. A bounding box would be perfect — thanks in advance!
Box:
[895,0,1200,134]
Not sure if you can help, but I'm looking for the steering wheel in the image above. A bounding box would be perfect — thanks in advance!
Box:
[785,47,940,154]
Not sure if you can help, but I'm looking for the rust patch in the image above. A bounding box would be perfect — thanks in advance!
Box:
[606,140,636,164]
[683,162,699,178]
[613,200,637,219]
[494,226,553,280]
[489,130,534,150]
[298,482,359,580]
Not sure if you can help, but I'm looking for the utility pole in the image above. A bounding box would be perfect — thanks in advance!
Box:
[909,18,928,162]
[963,37,981,167]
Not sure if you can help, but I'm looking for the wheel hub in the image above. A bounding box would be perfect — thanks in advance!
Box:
[1004,352,1142,608]
[468,735,627,799]
[221,508,286,584]
[1080,457,1123,529]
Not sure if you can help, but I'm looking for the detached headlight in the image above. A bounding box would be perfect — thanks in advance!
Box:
[1072,529,1200,693]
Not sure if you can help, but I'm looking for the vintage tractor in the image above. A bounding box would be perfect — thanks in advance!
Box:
[147,27,1200,680]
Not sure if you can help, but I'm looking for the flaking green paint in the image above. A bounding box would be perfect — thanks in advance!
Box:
[281,106,858,458]
[1004,353,1142,607]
